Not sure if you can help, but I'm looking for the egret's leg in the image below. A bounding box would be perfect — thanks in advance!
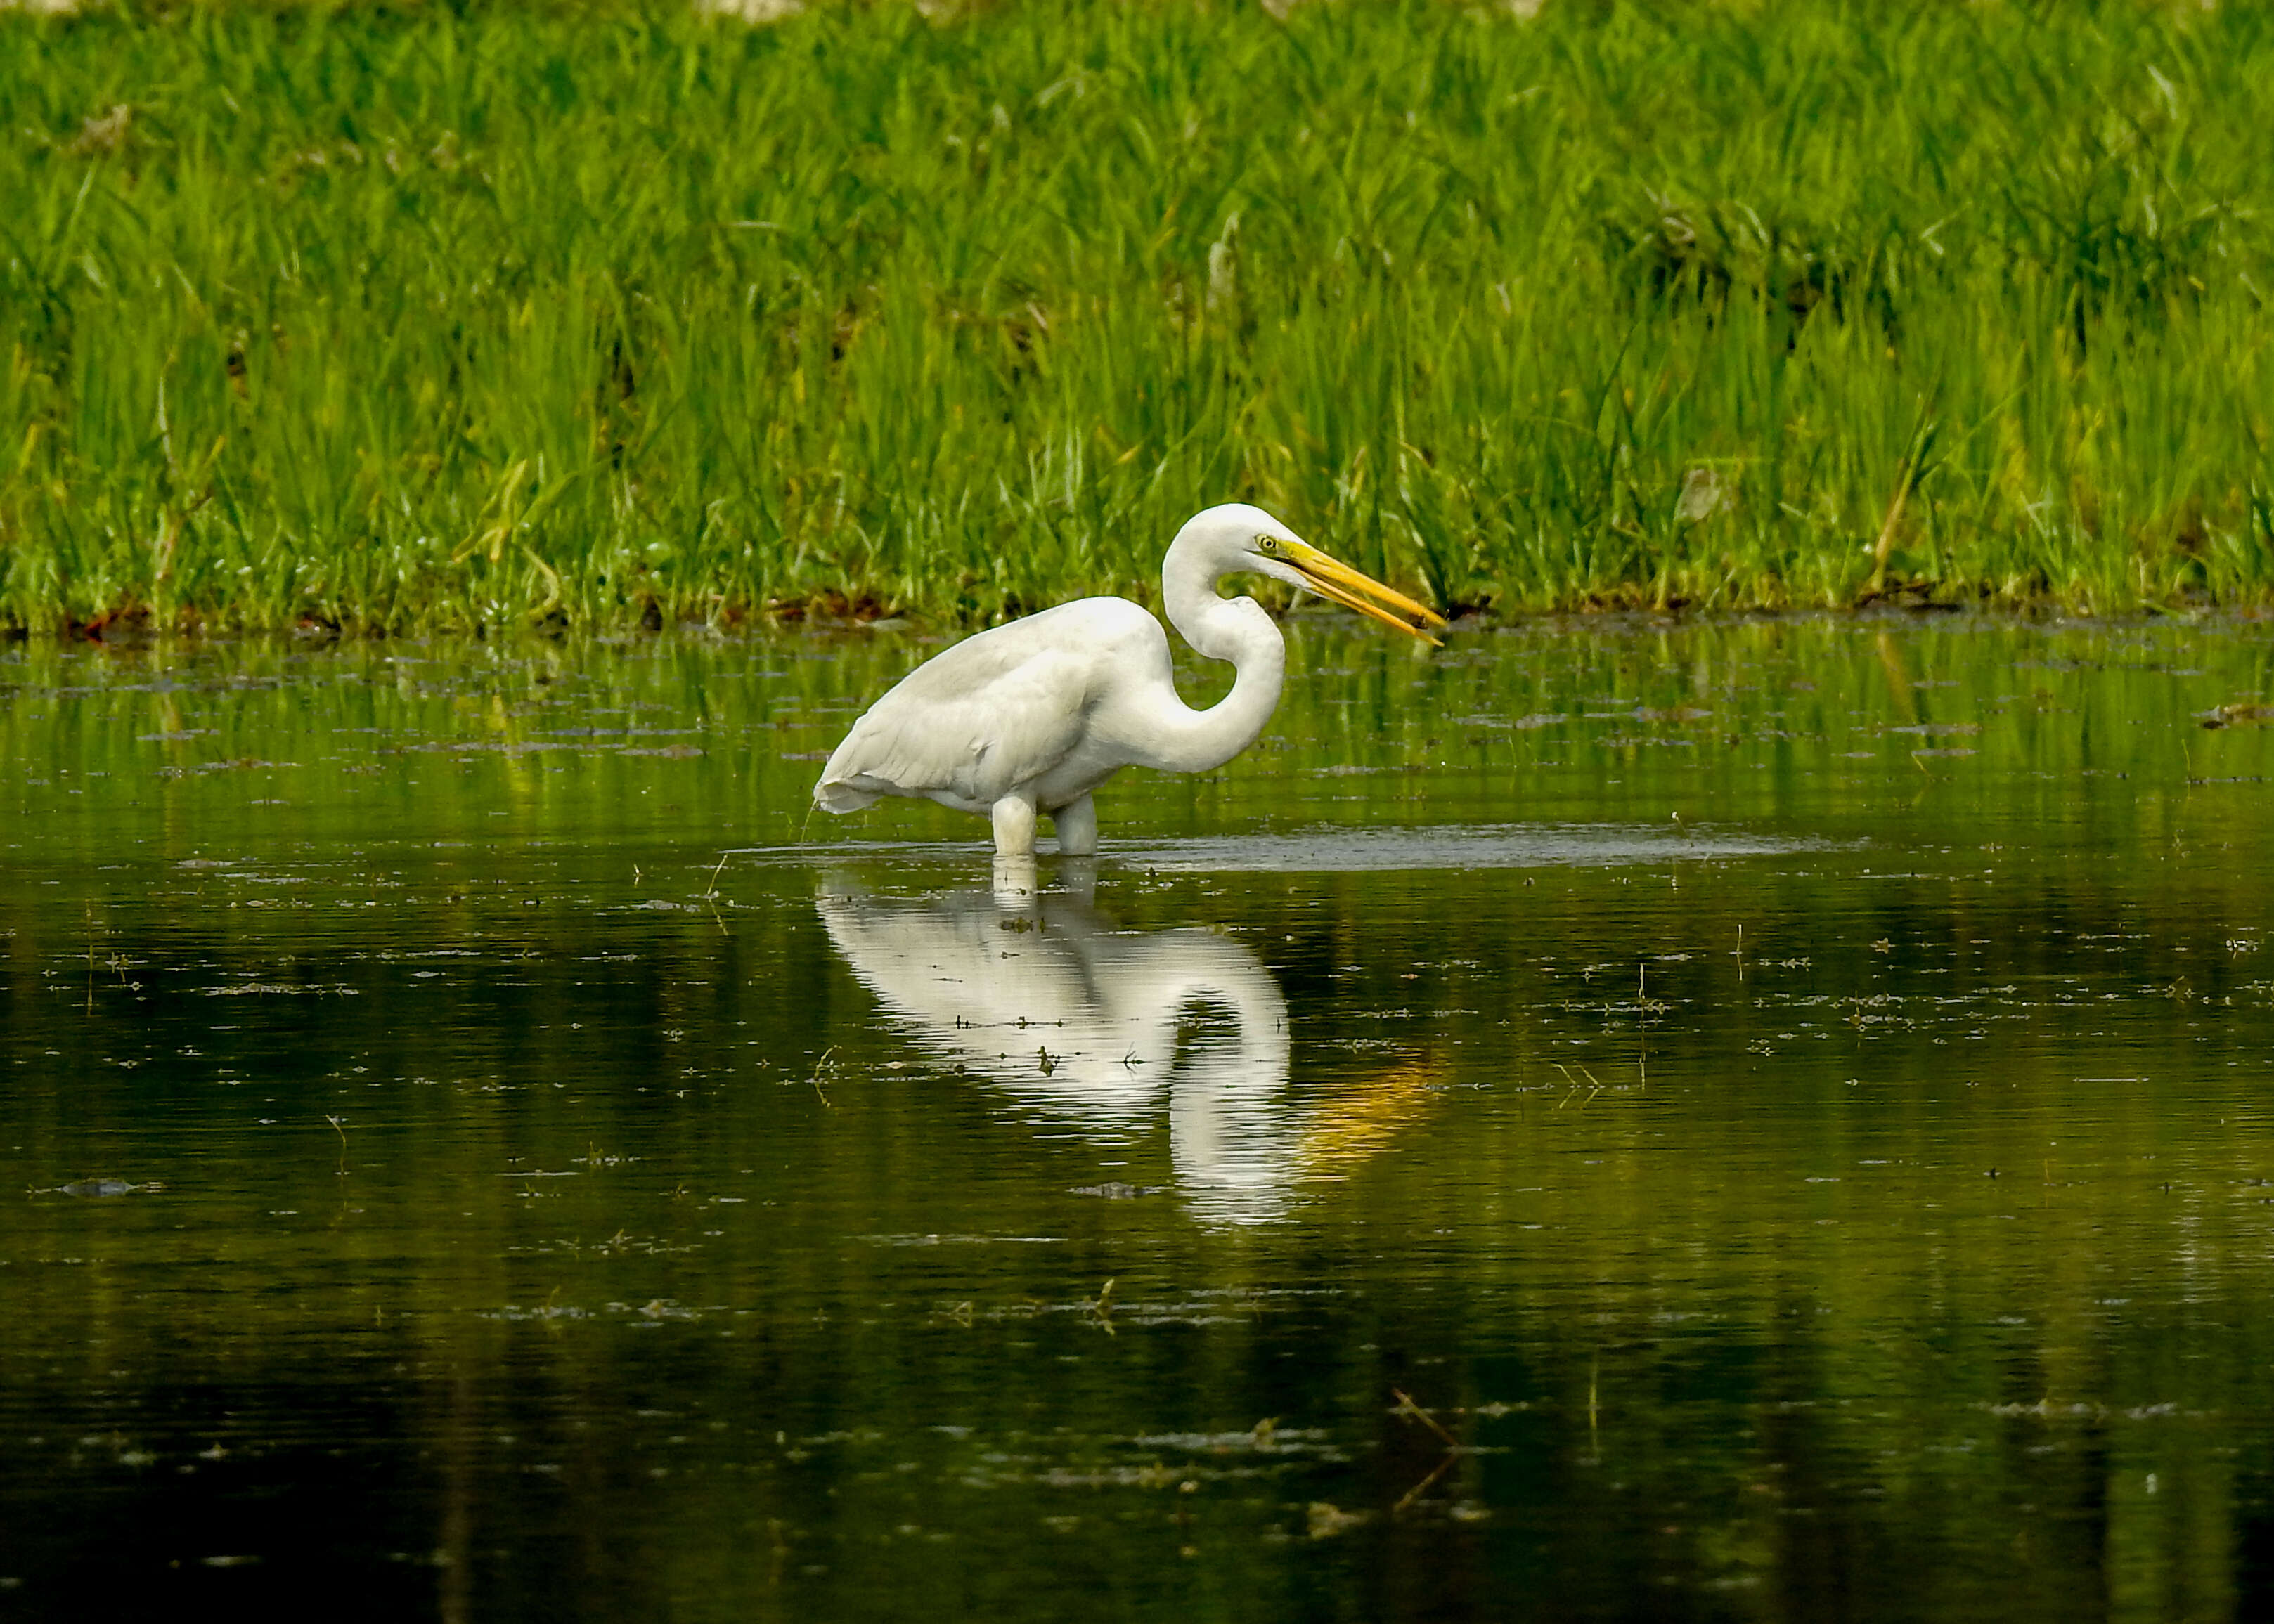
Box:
[990,792,1038,857]
[992,854,1038,903]
[1057,857,1098,904]
[1053,793,1098,857]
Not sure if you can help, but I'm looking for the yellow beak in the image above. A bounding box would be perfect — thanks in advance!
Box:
[1280,540,1450,647]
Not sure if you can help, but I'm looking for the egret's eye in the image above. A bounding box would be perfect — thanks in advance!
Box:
[1257,535,1278,553]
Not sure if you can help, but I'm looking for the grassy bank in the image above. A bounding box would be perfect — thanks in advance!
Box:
[2,0,2272,635]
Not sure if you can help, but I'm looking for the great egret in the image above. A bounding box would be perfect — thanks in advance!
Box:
[812,504,1447,855]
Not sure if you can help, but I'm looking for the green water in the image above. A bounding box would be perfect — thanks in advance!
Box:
[4,616,2273,1621]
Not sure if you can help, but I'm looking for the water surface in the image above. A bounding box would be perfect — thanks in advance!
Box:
[4,616,2273,1620]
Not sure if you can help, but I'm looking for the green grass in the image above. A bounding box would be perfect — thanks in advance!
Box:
[2,0,2273,635]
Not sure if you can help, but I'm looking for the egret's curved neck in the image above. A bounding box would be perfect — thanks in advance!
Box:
[1140,531,1287,775]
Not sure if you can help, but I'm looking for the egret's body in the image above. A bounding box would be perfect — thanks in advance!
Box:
[814,505,1443,855]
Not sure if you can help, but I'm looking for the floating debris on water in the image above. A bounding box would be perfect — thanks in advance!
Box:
[2201,702,2273,729]
[41,1178,165,1198]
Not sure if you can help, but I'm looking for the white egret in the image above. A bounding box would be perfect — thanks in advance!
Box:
[812,504,1446,855]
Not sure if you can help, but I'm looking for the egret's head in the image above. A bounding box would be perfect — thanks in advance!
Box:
[1186,503,1448,646]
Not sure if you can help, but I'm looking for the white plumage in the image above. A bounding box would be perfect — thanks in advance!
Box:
[814,504,1445,855]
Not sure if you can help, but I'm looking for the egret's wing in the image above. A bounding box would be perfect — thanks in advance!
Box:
[815,613,1099,812]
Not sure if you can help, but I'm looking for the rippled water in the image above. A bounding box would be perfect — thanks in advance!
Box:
[4,616,2273,1620]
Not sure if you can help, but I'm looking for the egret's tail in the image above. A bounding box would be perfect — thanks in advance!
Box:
[813,777,878,814]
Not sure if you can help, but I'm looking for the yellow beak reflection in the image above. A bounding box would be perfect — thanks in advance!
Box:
[1281,540,1450,646]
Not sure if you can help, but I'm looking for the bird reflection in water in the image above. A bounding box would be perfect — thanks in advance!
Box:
[817,866,1436,1226]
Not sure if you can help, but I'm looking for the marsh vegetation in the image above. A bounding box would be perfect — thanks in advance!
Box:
[4,0,2273,634]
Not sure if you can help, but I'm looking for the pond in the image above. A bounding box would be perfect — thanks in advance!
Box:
[4,614,2273,1621]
